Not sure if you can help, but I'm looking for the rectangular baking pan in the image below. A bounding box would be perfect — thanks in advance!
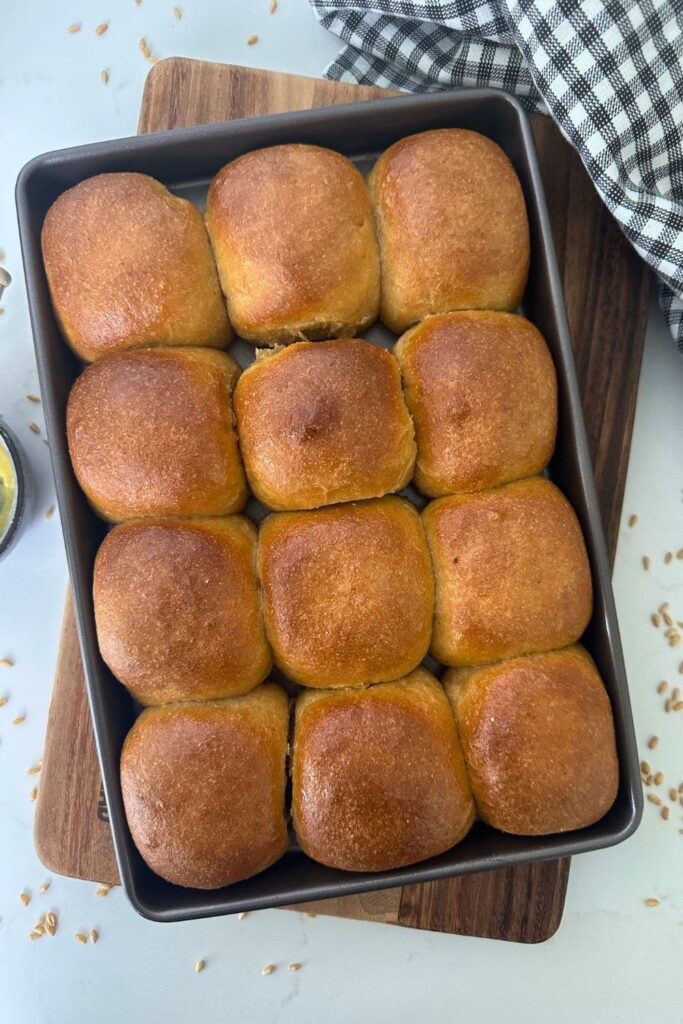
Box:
[16,90,642,923]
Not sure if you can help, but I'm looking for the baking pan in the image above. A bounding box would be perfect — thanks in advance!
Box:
[16,90,642,923]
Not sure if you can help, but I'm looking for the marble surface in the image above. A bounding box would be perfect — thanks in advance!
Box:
[0,2,682,1021]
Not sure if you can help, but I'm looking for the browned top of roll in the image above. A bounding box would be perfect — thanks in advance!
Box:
[67,347,247,521]
[94,516,271,705]
[369,130,530,333]
[394,312,557,496]
[258,497,434,687]
[120,686,289,889]
[423,477,592,665]
[444,646,619,835]
[234,339,416,510]
[41,172,232,362]
[206,145,380,343]
[292,669,475,872]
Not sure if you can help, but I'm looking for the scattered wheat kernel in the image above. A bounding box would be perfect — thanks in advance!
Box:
[95,22,109,35]
[644,774,653,785]
[20,891,30,907]
[661,806,670,821]
[664,551,673,564]
[90,929,99,944]
[665,698,673,712]
[28,422,40,434]
[13,714,26,726]
[676,549,683,560]
[67,23,81,33]
[46,912,57,929]
[659,601,670,612]
[674,701,683,711]
[261,964,276,976]
[44,506,56,522]
[139,37,151,57]
[25,394,40,404]
[28,929,43,941]
[1,657,15,667]
[101,69,110,83]
[173,6,182,18]
[247,34,259,45]
[288,962,302,972]
[75,932,88,944]
[0,306,5,315]
[641,760,651,774]
[304,911,317,918]
[237,912,247,920]
[647,794,662,805]
[669,788,678,801]
[663,612,674,627]
[648,736,659,749]
[657,681,668,695]
[651,613,661,628]
[135,0,142,5]
[642,556,650,570]
[672,687,680,700]
[664,627,677,639]
[29,787,38,802]
[269,0,278,12]
[0,696,7,707]
[45,921,56,937]
[39,881,50,894]
[194,959,205,972]
[654,771,664,785]
[95,884,111,897]
[644,898,660,907]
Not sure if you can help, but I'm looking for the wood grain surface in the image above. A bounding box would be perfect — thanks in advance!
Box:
[34,58,650,942]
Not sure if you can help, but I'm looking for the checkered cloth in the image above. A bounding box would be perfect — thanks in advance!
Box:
[310,0,683,351]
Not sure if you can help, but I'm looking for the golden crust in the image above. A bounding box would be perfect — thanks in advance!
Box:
[444,646,619,835]
[258,497,434,687]
[205,145,380,344]
[423,477,592,665]
[67,347,247,521]
[394,312,556,496]
[41,172,232,362]
[120,686,289,889]
[292,670,475,872]
[94,517,272,705]
[234,338,416,510]
[369,130,530,333]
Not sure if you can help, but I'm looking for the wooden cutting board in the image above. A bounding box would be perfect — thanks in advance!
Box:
[34,57,651,943]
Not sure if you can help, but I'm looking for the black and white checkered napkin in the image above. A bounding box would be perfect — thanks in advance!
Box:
[310,0,683,352]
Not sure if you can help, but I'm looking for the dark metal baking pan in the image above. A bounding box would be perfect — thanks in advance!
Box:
[16,89,642,923]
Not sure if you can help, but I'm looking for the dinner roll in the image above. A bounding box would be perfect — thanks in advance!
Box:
[67,347,247,521]
[423,477,592,665]
[394,312,556,496]
[258,497,434,687]
[292,669,475,872]
[234,339,415,510]
[205,144,380,344]
[444,646,619,835]
[120,685,289,889]
[41,172,232,362]
[369,129,530,333]
[94,517,271,705]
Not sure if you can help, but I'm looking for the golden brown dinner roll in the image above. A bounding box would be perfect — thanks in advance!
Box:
[394,312,557,496]
[94,517,271,705]
[67,347,247,521]
[369,129,530,333]
[444,646,619,835]
[120,686,289,889]
[292,670,475,872]
[234,338,416,510]
[423,477,592,665]
[258,497,434,687]
[41,172,232,362]
[206,144,380,344]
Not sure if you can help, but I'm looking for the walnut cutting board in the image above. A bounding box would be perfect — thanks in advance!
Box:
[34,58,651,943]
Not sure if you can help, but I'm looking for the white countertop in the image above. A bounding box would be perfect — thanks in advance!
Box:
[1,3,682,1022]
